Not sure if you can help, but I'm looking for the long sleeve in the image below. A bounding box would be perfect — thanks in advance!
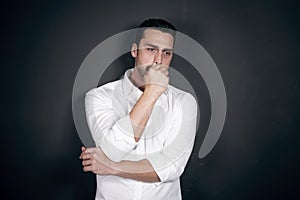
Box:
[146,93,197,183]
[85,87,138,162]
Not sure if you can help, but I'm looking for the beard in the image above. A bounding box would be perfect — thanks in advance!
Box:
[133,63,153,90]
[136,63,153,78]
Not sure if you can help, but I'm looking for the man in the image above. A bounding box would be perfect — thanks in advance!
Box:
[80,19,197,200]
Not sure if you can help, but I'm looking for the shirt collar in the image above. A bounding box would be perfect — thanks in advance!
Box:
[123,68,142,97]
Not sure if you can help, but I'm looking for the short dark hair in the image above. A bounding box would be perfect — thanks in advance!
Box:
[135,19,177,45]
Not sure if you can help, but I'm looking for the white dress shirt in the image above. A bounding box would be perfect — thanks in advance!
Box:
[85,68,197,200]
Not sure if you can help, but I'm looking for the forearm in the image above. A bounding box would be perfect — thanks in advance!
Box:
[129,89,159,142]
[111,159,160,182]
[80,147,160,182]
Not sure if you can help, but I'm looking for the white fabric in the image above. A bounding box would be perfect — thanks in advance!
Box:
[85,68,197,200]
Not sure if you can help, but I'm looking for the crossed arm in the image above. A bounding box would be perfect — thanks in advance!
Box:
[80,66,197,183]
[80,146,160,182]
[80,88,163,183]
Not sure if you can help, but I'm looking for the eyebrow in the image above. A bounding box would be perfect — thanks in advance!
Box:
[145,43,173,51]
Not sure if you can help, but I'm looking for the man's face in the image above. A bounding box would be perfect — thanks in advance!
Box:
[132,28,174,76]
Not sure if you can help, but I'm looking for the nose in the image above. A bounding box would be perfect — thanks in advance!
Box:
[154,50,163,65]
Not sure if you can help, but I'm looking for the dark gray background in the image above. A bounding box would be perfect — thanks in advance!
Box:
[2,0,299,199]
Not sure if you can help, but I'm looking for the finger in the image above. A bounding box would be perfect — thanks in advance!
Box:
[84,147,98,154]
[81,153,92,160]
[79,146,86,159]
[82,159,93,166]
[163,70,169,76]
[146,63,159,71]
[83,165,93,172]
[79,150,92,159]
[81,146,86,152]
[152,63,161,70]
[79,150,86,159]
[79,152,84,159]
[158,65,168,71]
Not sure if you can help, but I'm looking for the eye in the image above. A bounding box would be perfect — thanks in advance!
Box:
[147,48,155,52]
[164,51,172,56]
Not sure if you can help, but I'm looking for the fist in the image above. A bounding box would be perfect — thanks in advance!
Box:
[80,147,114,176]
[144,63,169,97]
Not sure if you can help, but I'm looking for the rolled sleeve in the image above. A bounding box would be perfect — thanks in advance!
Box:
[85,88,138,162]
[147,93,197,183]
[112,115,138,147]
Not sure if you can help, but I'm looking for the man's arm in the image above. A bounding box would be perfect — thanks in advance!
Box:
[80,147,160,182]
[80,93,197,183]
[129,64,169,142]
[84,65,168,161]
[81,65,169,182]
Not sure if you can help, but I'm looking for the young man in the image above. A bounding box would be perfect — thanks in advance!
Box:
[80,19,197,200]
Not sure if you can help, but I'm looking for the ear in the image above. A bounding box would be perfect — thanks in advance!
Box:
[131,43,138,58]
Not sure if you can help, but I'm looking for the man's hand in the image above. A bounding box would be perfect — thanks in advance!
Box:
[79,146,115,176]
[144,64,169,98]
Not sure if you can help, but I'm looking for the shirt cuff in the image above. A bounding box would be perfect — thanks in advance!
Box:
[147,152,172,184]
[112,115,139,149]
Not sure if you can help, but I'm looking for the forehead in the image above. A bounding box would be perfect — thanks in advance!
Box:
[139,28,174,49]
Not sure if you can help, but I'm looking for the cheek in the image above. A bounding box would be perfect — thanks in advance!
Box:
[137,51,154,63]
[162,56,172,65]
